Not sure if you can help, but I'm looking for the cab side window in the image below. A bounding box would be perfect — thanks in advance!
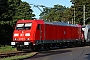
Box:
[37,24,40,30]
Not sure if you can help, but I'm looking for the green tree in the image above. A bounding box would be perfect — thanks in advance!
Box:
[13,1,35,20]
[70,0,90,25]
[0,0,35,23]
[39,4,72,22]
[63,7,73,23]
[0,0,10,21]
[0,0,35,45]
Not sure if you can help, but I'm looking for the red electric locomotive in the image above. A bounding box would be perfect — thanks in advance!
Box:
[11,19,84,51]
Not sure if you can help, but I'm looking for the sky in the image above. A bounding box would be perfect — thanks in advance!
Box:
[21,0,72,19]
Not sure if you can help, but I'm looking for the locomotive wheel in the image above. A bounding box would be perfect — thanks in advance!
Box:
[31,45,41,51]
[45,44,49,51]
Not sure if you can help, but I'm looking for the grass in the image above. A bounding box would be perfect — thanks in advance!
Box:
[0,46,16,53]
[1,52,37,60]
[0,46,37,60]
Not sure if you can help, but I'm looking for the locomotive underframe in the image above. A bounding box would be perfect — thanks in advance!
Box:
[12,39,83,51]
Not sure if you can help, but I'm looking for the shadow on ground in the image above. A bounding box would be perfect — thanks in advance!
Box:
[20,49,72,60]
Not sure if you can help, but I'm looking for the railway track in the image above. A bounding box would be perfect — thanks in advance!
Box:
[0,51,36,58]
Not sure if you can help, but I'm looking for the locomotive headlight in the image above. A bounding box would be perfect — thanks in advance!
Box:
[25,33,30,36]
[11,42,15,45]
[24,42,29,45]
[14,34,19,36]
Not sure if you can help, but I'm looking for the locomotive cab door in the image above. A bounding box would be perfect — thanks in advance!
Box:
[37,24,45,44]
[40,24,45,42]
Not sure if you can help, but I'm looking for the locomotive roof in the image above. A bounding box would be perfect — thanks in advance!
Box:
[45,21,78,27]
[17,20,78,27]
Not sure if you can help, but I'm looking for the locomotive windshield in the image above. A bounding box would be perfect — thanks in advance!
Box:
[16,23,32,30]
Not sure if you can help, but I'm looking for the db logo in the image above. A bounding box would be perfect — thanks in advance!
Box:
[20,34,24,36]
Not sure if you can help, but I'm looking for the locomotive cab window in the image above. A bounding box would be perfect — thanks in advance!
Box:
[37,24,40,30]
[16,23,32,30]
[24,23,32,30]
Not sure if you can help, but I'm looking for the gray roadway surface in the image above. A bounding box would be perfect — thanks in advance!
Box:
[23,46,90,60]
